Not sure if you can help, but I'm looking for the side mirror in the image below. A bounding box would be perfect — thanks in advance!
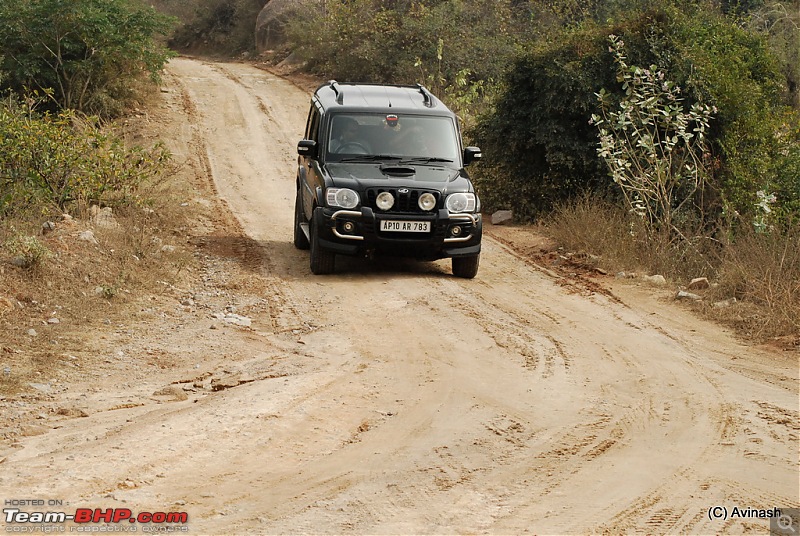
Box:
[463,146,482,166]
[297,140,318,159]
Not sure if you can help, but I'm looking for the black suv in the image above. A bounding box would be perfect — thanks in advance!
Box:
[293,81,483,278]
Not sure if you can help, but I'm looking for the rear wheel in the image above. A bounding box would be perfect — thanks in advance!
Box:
[293,188,310,250]
[310,216,335,275]
[452,254,480,279]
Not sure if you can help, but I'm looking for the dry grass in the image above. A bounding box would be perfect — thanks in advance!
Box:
[546,193,800,345]
[711,224,800,340]
[0,186,198,395]
[546,194,717,281]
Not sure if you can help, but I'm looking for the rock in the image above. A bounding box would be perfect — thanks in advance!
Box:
[41,221,56,235]
[161,245,176,253]
[78,230,98,244]
[712,297,738,309]
[28,382,51,392]
[56,407,90,418]
[89,205,119,228]
[688,277,710,290]
[211,374,254,392]
[675,290,702,301]
[20,425,49,437]
[27,329,38,337]
[223,313,252,327]
[643,274,667,285]
[47,317,60,325]
[152,385,189,402]
[491,210,513,225]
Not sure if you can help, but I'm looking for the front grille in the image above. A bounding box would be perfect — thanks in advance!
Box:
[365,188,440,213]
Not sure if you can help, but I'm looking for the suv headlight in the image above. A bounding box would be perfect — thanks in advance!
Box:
[445,193,477,213]
[326,188,360,209]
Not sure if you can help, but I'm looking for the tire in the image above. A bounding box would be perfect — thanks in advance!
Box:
[310,216,335,275]
[452,254,480,279]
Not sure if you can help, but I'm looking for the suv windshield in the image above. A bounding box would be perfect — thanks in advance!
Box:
[326,113,460,163]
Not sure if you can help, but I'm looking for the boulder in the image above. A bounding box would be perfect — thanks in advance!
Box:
[687,277,710,290]
[675,290,702,301]
[643,274,666,285]
[491,210,513,225]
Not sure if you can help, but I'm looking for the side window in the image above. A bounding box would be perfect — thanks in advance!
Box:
[305,106,321,143]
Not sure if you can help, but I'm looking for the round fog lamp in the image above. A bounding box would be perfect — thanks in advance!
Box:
[376,191,395,211]
[418,192,437,211]
[343,221,356,233]
[450,225,463,237]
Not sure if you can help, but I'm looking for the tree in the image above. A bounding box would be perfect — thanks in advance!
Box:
[0,0,176,117]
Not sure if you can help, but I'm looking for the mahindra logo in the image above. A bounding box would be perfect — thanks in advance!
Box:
[398,188,410,194]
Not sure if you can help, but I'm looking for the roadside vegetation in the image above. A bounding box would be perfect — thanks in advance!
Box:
[0,0,796,348]
[0,0,186,393]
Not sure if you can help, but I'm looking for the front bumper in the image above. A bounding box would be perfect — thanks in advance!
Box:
[314,206,482,260]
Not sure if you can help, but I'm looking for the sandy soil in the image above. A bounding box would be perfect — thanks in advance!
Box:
[1,57,798,535]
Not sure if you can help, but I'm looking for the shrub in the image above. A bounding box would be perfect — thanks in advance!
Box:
[0,0,176,117]
[471,3,795,222]
[592,34,715,233]
[3,232,51,270]
[0,97,172,216]
[547,192,799,340]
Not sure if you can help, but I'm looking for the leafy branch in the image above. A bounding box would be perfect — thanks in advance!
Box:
[591,34,716,235]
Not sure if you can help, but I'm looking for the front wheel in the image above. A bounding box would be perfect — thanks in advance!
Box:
[452,254,480,279]
[310,216,335,275]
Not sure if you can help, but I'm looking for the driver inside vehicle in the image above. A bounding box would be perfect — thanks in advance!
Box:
[329,117,371,154]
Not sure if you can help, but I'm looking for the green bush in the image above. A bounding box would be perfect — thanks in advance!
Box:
[0,97,172,216]
[471,3,798,223]
[592,34,715,233]
[3,232,52,270]
[0,0,176,117]
[470,21,621,220]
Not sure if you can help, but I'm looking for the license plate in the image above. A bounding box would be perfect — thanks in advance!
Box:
[380,220,430,232]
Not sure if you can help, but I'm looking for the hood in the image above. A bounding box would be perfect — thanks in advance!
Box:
[325,162,467,191]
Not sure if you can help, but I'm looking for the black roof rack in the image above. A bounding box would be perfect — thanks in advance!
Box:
[314,81,445,111]
[326,80,344,104]
[416,84,433,107]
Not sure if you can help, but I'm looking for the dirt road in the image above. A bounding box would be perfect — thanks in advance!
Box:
[1,57,798,535]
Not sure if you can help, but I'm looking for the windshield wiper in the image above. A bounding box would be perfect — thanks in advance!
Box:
[400,157,454,164]
[338,155,402,162]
